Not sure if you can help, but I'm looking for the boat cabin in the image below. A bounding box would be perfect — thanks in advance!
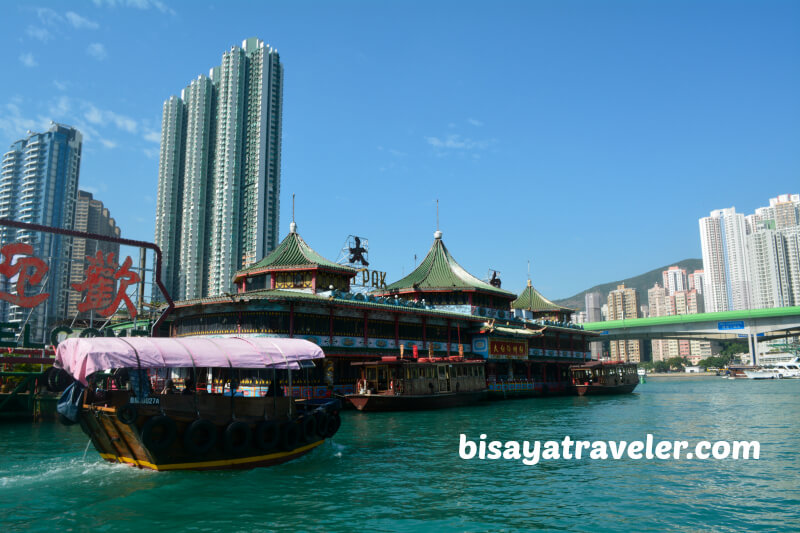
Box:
[352,357,485,396]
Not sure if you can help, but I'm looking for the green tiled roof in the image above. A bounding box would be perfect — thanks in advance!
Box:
[381,232,516,298]
[512,281,574,313]
[234,226,357,280]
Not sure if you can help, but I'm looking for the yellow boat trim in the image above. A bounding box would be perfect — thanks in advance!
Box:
[98,440,324,471]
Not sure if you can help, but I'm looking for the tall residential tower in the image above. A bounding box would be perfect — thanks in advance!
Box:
[154,38,283,300]
[0,123,82,340]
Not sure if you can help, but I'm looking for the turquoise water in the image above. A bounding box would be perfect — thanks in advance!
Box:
[1,376,799,532]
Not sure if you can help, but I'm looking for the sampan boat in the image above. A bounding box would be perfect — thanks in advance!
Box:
[55,336,341,471]
[569,360,639,396]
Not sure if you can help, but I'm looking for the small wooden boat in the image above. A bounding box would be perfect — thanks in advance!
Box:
[54,336,342,471]
[569,361,639,396]
[344,356,487,411]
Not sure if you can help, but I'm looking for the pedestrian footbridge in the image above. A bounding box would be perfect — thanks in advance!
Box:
[582,306,800,364]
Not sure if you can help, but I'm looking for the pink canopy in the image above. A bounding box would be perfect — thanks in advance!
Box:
[54,336,325,385]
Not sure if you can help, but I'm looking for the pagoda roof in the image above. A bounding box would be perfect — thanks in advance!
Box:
[234,223,357,282]
[511,281,574,313]
[380,231,516,298]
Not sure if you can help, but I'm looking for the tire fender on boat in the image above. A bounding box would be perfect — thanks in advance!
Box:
[300,415,317,443]
[140,415,177,452]
[315,411,329,438]
[116,403,138,425]
[254,420,280,452]
[280,421,299,451]
[324,412,341,438]
[184,419,217,455]
[223,420,252,455]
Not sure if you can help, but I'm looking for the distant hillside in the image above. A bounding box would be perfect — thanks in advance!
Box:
[554,258,703,312]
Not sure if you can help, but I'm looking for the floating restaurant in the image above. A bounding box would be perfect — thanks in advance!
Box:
[168,223,598,401]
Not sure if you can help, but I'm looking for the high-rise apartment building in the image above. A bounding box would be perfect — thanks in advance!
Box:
[0,123,82,340]
[155,37,283,301]
[647,283,669,362]
[607,284,642,362]
[66,190,121,318]
[662,266,687,296]
[687,270,704,294]
[770,194,800,230]
[584,291,603,359]
[699,207,751,312]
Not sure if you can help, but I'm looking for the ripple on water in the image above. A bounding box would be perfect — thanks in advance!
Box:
[1,377,799,532]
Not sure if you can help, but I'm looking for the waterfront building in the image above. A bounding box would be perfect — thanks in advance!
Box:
[66,191,121,319]
[154,37,283,301]
[584,291,603,359]
[0,123,82,341]
[171,226,596,399]
[607,284,642,362]
[647,283,669,362]
[699,207,750,312]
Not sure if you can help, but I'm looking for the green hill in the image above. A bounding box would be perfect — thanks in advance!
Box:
[554,259,703,312]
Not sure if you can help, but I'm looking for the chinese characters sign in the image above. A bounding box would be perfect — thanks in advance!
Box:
[488,339,528,359]
[0,242,139,318]
[0,243,49,308]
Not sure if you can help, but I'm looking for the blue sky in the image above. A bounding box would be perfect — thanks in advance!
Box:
[2,0,798,301]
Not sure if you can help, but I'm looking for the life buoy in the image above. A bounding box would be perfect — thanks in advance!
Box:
[223,420,251,455]
[280,421,299,451]
[116,404,138,425]
[300,415,317,443]
[184,419,217,455]
[140,415,177,452]
[254,420,280,451]
[324,412,341,438]
[315,412,330,437]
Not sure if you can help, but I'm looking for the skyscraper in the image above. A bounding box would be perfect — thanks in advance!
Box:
[607,284,642,362]
[699,207,751,312]
[67,190,121,318]
[0,122,82,340]
[584,291,603,359]
[154,37,283,301]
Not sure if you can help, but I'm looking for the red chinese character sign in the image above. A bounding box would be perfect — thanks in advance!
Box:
[0,242,50,308]
[71,251,140,318]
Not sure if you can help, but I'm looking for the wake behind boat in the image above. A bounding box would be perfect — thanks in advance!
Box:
[54,336,342,471]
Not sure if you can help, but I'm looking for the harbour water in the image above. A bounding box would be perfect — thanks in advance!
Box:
[1,376,798,532]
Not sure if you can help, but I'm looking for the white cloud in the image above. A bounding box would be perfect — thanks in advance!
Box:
[0,102,50,141]
[53,80,69,91]
[425,134,496,152]
[26,26,53,42]
[65,12,99,30]
[86,43,108,60]
[49,96,71,118]
[99,138,117,149]
[36,7,62,26]
[467,118,484,127]
[92,0,176,15]
[388,149,406,157]
[19,53,38,68]
[143,130,160,143]
[83,103,138,133]
[142,147,159,159]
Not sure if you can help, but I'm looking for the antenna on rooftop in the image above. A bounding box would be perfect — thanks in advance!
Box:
[436,199,439,231]
[290,193,297,233]
[527,260,532,287]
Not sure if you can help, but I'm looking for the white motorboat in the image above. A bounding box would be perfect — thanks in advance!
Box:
[743,358,800,379]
